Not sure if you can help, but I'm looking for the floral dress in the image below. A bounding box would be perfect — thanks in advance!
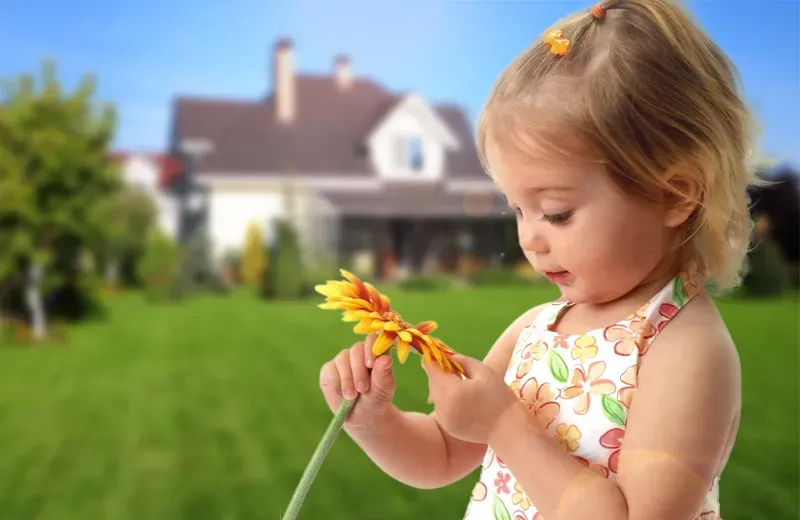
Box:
[462,270,723,520]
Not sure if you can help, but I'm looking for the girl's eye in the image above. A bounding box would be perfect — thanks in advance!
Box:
[540,210,573,225]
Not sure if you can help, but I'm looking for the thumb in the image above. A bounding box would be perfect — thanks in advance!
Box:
[369,354,395,398]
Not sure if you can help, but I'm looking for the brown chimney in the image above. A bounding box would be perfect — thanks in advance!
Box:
[273,37,295,123]
[334,54,352,90]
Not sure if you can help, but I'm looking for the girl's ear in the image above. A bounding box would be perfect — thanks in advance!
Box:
[662,160,703,228]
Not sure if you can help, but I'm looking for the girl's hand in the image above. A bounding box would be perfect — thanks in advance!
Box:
[423,354,520,444]
[319,334,396,431]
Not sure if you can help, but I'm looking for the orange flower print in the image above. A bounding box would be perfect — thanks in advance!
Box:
[516,340,547,378]
[603,317,656,356]
[511,481,532,510]
[509,378,522,396]
[514,513,531,520]
[553,334,570,349]
[554,423,582,453]
[570,334,598,364]
[522,340,548,360]
[562,361,617,415]
[494,471,511,494]
[471,481,488,501]
[520,377,561,429]
[599,427,625,473]
[617,366,637,408]
[572,455,610,478]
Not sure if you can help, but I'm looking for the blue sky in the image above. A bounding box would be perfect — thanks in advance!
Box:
[2,0,798,167]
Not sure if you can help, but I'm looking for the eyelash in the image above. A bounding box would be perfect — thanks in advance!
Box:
[511,206,574,225]
[540,210,574,225]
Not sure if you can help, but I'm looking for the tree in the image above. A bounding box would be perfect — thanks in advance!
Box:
[137,228,181,300]
[0,60,119,340]
[88,186,157,288]
[239,221,267,287]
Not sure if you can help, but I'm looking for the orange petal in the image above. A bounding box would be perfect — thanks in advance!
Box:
[574,394,590,415]
[415,321,437,334]
[339,269,370,301]
[372,331,397,356]
[380,293,392,311]
[562,385,584,399]
[569,366,587,386]
[589,379,616,395]
[587,361,606,381]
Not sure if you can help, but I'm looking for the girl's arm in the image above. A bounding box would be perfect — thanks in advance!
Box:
[346,304,548,490]
[487,297,740,520]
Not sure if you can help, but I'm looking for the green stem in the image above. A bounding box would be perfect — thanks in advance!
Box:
[281,396,358,520]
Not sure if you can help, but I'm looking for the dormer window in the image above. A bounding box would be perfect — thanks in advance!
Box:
[395,136,425,173]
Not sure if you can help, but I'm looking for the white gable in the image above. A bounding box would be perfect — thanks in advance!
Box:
[367,93,461,182]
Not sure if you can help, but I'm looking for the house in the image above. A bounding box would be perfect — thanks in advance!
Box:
[110,151,183,240]
[167,37,515,279]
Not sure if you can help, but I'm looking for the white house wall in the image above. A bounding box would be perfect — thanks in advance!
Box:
[207,190,284,259]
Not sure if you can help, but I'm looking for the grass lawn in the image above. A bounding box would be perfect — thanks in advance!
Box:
[0,284,796,520]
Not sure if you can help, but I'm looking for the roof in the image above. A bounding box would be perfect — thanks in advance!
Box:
[171,75,486,179]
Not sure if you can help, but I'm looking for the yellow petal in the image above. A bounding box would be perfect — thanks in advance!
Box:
[342,310,371,322]
[397,341,411,363]
[318,302,347,310]
[315,284,345,298]
[420,344,433,364]
[372,332,396,356]
[353,320,382,334]
[397,330,412,343]
[384,321,401,332]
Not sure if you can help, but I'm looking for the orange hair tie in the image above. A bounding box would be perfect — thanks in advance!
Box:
[591,3,606,20]
[543,29,570,56]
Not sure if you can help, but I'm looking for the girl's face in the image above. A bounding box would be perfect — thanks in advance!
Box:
[486,137,676,304]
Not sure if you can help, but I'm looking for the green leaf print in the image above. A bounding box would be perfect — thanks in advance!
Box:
[547,349,569,383]
[672,277,687,307]
[492,493,512,520]
[601,394,627,426]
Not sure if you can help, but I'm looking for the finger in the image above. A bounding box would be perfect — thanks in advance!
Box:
[369,353,395,399]
[319,361,343,410]
[349,341,370,394]
[334,349,357,400]
[364,334,378,368]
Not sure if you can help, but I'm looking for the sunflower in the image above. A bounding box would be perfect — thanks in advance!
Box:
[315,269,465,377]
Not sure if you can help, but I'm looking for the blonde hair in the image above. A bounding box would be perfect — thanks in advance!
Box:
[477,0,762,292]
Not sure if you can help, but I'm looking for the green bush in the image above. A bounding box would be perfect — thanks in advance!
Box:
[263,219,304,300]
[741,235,792,298]
[398,274,454,292]
[136,229,182,301]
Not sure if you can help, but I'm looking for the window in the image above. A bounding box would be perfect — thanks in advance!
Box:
[395,136,425,172]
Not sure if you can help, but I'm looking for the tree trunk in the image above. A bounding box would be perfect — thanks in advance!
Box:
[25,262,47,341]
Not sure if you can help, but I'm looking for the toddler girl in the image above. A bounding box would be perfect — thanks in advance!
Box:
[319,1,754,518]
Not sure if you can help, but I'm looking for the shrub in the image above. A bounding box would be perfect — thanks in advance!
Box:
[240,222,267,287]
[263,219,304,300]
[741,234,792,298]
[136,229,182,301]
